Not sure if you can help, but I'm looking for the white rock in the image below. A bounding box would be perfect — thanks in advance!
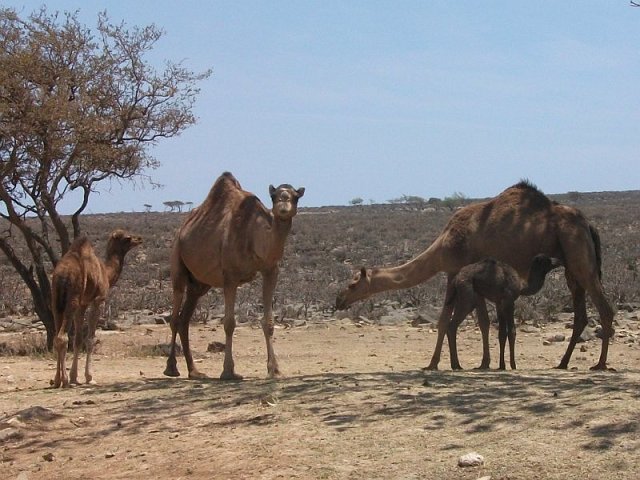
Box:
[458,452,484,467]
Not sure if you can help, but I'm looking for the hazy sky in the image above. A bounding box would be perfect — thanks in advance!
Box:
[6,1,640,213]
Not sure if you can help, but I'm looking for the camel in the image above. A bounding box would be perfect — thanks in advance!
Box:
[336,181,615,371]
[443,255,561,371]
[51,229,143,388]
[163,172,305,380]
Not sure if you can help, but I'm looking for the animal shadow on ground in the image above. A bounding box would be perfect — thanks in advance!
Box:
[7,369,640,455]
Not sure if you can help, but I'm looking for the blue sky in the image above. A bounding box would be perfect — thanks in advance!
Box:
[6,1,640,212]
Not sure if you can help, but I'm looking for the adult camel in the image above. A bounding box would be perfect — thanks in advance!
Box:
[164,172,304,380]
[336,181,614,371]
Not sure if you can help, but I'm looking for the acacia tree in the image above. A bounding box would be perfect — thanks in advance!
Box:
[0,8,211,347]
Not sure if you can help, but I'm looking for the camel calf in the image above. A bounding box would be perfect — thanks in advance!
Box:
[439,254,562,370]
[51,230,142,388]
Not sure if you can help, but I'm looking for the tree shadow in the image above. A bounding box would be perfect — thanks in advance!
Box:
[6,367,640,455]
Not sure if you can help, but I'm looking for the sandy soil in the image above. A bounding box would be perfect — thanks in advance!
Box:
[1,317,639,480]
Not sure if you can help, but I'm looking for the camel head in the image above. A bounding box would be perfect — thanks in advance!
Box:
[335,267,372,310]
[269,184,305,221]
[106,229,143,256]
[531,254,563,273]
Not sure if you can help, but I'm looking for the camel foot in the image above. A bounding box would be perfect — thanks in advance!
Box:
[590,363,615,372]
[188,369,209,380]
[555,363,569,370]
[268,367,282,378]
[86,379,97,386]
[163,361,181,377]
[220,371,243,381]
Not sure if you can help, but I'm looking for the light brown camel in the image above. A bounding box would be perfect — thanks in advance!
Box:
[443,255,561,371]
[164,172,305,380]
[336,181,615,371]
[51,229,143,388]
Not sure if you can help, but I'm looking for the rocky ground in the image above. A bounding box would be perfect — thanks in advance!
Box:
[1,309,640,480]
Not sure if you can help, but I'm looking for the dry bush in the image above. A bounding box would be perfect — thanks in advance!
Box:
[1,191,639,327]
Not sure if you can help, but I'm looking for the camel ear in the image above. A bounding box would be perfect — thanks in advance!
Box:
[269,185,276,198]
[296,187,305,198]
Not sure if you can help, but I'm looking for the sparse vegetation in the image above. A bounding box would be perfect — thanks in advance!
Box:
[0,190,637,333]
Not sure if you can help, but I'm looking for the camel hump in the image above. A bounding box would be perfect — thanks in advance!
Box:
[206,172,244,202]
[508,180,552,210]
[68,236,94,256]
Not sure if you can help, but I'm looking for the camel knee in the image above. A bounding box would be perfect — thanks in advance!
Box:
[53,334,68,353]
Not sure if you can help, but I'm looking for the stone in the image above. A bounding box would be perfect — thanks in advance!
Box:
[458,452,484,467]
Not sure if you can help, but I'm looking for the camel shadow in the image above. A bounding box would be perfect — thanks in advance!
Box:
[12,367,640,454]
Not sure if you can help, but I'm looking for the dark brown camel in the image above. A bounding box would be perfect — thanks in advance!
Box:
[442,255,562,370]
[336,181,614,371]
[164,172,304,380]
[51,230,143,388]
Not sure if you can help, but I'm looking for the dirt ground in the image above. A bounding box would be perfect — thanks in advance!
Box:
[1,316,639,480]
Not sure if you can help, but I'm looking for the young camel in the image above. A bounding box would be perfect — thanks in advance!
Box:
[336,181,614,371]
[444,255,561,371]
[51,230,143,388]
[164,172,304,380]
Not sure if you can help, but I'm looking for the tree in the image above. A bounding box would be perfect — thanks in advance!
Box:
[143,204,152,213]
[442,191,468,211]
[0,7,211,348]
[349,197,363,206]
[163,200,184,212]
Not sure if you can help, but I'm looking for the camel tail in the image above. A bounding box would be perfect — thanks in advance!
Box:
[589,223,603,280]
[52,276,70,316]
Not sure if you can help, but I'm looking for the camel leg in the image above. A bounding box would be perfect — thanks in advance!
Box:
[180,286,208,379]
[587,280,615,371]
[425,300,454,371]
[220,283,243,381]
[558,273,588,369]
[497,301,516,370]
[52,310,69,388]
[261,268,281,377]
[447,304,473,370]
[69,306,87,385]
[497,305,508,371]
[84,301,101,385]
[164,284,185,377]
[506,302,517,370]
[475,299,491,370]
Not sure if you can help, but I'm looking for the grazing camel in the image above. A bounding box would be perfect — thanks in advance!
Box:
[336,181,615,371]
[443,255,562,370]
[51,230,143,388]
[164,172,305,380]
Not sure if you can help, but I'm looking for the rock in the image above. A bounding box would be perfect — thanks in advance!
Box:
[458,452,484,467]
[0,427,22,442]
[410,313,435,327]
[520,325,540,334]
[377,312,406,325]
[542,340,552,346]
[207,341,225,353]
[42,452,55,462]
[546,334,565,343]
[579,328,596,343]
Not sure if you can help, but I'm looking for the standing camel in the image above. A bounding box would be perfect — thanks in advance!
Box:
[442,255,561,371]
[52,229,143,388]
[336,181,614,371]
[164,172,304,380]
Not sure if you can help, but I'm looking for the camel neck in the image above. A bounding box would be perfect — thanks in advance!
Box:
[368,240,444,295]
[520,264,550,296]
[104,253,126,287]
